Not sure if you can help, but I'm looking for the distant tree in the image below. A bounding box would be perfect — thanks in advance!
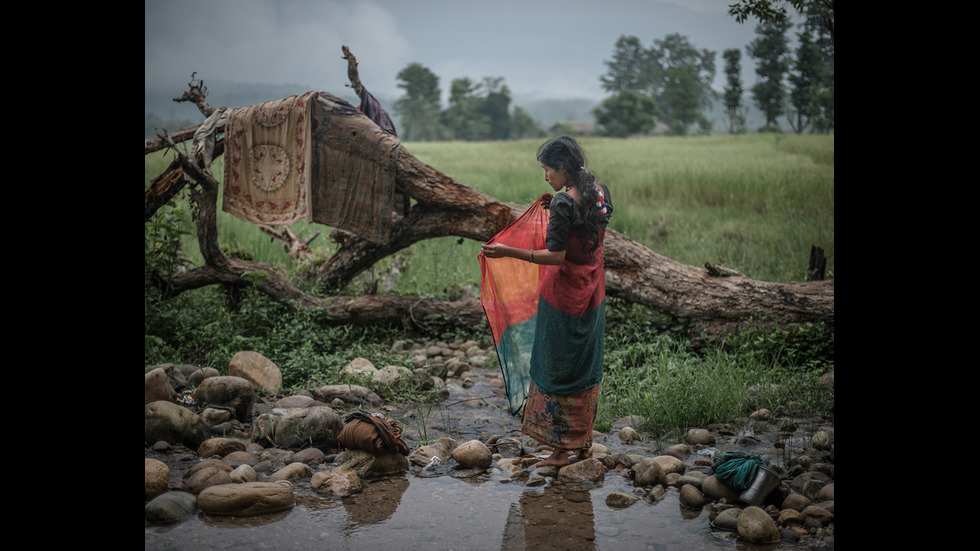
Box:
[592,89,659,137]
[806,12,834,132]
[747,19,791,132]
[510,106,545,139]
[722,49,748,134]
[649,33,716,135]
[785,27,822,133]
[481,77,512,141]
[599,35,652,93]
[728,0,834,49]
[442,77,490,141]
[394,63,445,141]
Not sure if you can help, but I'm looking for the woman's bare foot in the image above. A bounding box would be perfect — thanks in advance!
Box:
[531,450,570,469]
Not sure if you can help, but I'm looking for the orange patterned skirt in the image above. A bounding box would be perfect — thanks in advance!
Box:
[521,380,600,451]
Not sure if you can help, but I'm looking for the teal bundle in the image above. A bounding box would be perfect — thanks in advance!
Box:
[712,451,766,490]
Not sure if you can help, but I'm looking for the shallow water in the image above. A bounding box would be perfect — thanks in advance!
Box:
[145,466,819,551]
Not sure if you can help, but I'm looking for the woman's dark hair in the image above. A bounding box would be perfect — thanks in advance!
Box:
[537,136,606,257]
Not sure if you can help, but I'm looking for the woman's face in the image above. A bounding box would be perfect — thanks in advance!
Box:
[542,163,567,192]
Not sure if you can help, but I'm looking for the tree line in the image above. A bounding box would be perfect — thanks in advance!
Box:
[396,2,833,140]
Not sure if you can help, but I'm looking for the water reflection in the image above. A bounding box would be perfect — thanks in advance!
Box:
[502,484,597,551]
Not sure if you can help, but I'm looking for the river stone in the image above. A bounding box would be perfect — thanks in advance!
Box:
[782,493,811,511]
[652,455,685,476]
[778,508,805,525]
[145,458,170,499]
[273,406,343,449]
[702,475,741,502]
[222,451,256,468]
[632,457,665,487]
[494,437,523,458]
[311,466,363,496]
[311,384,381,406]
[802,504,834,526]
[294,447,325,464]
[619,426,640,443]
[812,430,832,451]
[713,507,741,531]
[145,400,211,450]
[184,458,233,479]
[185,464,233,495]
[145,367,178,405]
[269,461,312,481]
[194,376,256,421]
[188,366,221,388]
[276,395,316,408]
[340,449,409,477]
[817,482,834,502]
[679,484,706,509]
[686,428,715,446]
[675,474,704,489]
[198,482,294,516]
[737,505,780,544]
[228,352,280,394]
[452,440,493,468]
[341,358,377,378]
[200,407,234,427]
[409,437,457,466]
[662,443,690,459]
[558,458,606,483]
[145,491,197,523]
[802,478,827,500]
[229,464,258,483]
[197,437,246,458]
[605,491,639,508]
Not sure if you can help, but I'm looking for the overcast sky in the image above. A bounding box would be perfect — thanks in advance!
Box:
[145,0,778,107]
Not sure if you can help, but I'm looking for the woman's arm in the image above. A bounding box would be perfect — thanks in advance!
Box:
[481,242,566,265]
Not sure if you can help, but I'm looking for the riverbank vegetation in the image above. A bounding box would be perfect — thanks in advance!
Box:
[145,134,834,442]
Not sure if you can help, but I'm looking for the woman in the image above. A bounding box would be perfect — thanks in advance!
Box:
[481,136,612,468]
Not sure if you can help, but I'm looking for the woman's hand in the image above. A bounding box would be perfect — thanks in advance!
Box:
[481,242,510,259]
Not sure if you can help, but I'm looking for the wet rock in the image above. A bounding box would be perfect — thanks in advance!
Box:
[145,491,197,523]
[702,475,740,502]
[311,384,381,407]
[632,457,664,487]
[197,482,295,516]
[662,443,690,459]
[269,462,312,481]
[675,474,704,489]
[340,449,409,477]
[802,503,834,526]
[409,437,457,467]
[606,491,639,508]
[223,451,256,468]
[802,478,827,500]
[737,505,780,544]
[229,464,258,483]
[679,484,706,509]
[145,458,170,499]
[781,493,811,511]
[145,401,211,450]
[197,437,245,458]
[619,426,640,443]
[651,455,685,476]
[273,406,343,449]
[686,428,715,446]
[812,430,832,451]
[817,483,834,502]
[229,351,282,393]
[311,466,363,496]
[558,458,606,483]
[194,376,256,421]
[778,508,805,526]
[452,440,493,468]
[200,408,234,427]
[184,458,232,479]
[185,464,233,495]
[145,367,177,405]
[276,395,316,408]
[713,507,741,530]
[293,447,325,465]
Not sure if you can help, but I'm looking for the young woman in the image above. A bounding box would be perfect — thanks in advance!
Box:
[481,136,612,468]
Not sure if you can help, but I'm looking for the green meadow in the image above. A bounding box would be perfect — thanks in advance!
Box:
[145,134,834,438]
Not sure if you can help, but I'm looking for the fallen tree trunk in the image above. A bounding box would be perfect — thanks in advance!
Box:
[145,53,833,340]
